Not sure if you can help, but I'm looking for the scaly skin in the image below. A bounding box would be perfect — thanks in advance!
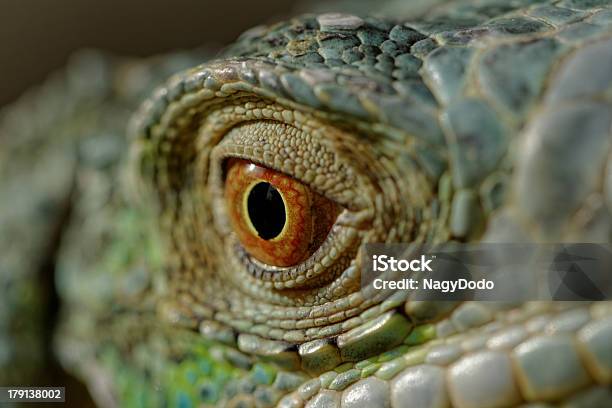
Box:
[1,0,611,407]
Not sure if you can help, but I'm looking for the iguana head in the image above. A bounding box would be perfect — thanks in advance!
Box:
[53,5,612,408]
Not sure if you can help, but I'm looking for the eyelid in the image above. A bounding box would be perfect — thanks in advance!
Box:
[210,120,369,212]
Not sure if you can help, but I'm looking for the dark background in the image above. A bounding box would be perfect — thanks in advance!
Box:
[0,0,304,108]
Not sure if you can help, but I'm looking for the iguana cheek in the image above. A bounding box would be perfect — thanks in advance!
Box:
[224,158,339,267]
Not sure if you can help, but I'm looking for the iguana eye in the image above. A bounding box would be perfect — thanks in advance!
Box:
[225,158,340,267]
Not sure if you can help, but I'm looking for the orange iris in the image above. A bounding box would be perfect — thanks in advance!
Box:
[224,159,339,267]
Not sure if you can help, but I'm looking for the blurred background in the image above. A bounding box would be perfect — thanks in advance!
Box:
[0,1,308,405]
[0,0,304,108]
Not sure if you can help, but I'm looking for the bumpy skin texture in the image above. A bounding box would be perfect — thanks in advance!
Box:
[1,0,612,407]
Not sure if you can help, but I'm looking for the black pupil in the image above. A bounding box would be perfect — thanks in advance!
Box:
[247,182,286,240]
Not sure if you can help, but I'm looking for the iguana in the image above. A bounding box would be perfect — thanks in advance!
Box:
[1,0,611,407]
